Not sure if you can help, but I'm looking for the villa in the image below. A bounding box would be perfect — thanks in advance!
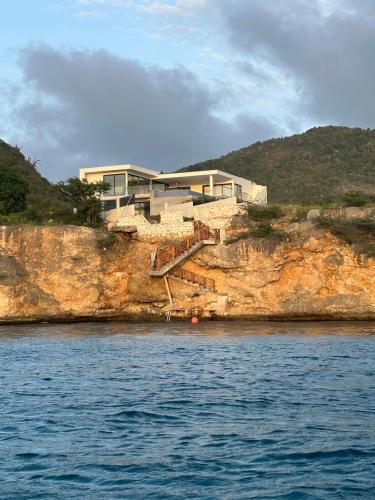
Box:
[79,164,267,221]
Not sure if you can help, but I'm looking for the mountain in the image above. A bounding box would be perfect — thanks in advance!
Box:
[0,139,69,221]
[178,126,375,204]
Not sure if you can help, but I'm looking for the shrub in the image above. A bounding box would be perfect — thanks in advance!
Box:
[246,204,284,221]
[0,165,28,214]
[360,243,375,257]
[250,223,288,240]
[192,197,218,205]
[291,206,312,222]
[98,232,117,249]
[316,216,375,256]
[341,190,368,207]
[226,224,288,243]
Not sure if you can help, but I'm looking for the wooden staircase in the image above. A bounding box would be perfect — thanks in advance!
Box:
[149,221,220,277]
[168,267,216,292]
[149,221,220,303]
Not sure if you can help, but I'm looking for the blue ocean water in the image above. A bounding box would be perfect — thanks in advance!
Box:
[0,321,374,499]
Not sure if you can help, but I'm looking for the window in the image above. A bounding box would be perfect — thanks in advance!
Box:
[103,174,125,196]
[103,173,154,196]
[134,201,150,217]
[128,174,150,195]
[119,195,135,207]
[202,183,243,199]
[152,180,169,192]
[235,184,242,200]
[203,184,233,197]
[102,199,116,211]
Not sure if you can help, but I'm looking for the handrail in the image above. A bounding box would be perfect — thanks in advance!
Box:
[151,221,220,271]
[171,268,215,290]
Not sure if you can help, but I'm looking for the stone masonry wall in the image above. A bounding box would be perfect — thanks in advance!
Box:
[193,198,244,240]
[116,213,194,240]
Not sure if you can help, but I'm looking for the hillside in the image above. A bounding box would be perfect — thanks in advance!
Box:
[178,126,375,204]
[0,139,70,222]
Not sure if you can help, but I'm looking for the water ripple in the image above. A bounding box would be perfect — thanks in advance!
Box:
[0,321,374,499]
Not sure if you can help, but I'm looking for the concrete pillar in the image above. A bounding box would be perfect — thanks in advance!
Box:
[231,179,235,198]
[209,174,214,196]
[125,171,128,196]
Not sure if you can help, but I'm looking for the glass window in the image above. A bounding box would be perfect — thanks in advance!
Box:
[128,174,150,195]
[103,175,115,196]
[114,174,125,195]
[102,199,116,211]
[134,202,150,217]
[119,195,135,207]
[203,183,233,197]
[222,185,233,197]
[235,184,242,200]
[152,181,169,192]
[103,174,125,196]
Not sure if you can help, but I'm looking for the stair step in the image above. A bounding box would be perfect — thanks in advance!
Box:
[167,273,215,292]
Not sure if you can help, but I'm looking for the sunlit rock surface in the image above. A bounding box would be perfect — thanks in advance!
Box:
[0,224,374,322]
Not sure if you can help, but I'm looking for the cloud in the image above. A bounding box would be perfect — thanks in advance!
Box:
[219,0,375,127]
[74,0,207,16]
[5,45,276,180]
[139,0,207,16]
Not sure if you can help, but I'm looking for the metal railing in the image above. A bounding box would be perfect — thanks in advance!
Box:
[151,221,220,271]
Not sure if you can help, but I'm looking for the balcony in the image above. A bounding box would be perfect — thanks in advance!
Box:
[127,183,166,196]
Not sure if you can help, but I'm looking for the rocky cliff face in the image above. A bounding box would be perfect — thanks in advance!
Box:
[0,224,374,323]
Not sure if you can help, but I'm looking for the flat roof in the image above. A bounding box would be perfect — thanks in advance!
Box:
[80,164,159,178]
[156,170,234,184]
[80,165,263,187]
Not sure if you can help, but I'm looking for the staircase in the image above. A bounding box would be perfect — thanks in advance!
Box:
[149,221,220,277]
[168,267,216,292]
[148,221,225,319]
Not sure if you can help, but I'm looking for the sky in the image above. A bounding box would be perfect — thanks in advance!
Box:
[1,0,375,181]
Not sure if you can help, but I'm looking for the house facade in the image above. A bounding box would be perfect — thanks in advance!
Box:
[79,164,267,220]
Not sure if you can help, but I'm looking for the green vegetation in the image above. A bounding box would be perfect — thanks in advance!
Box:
[0,165,28,214]
[315,217,375,257]
[249,223,287,240]
[57,177,109,225]
[226,223,288,244]
[0,139,78,225]
[341,190,375,207]
[179,126,375,204]
[246,204,284,221]
[0,140,110,226]
[97,231,118,250]
[191,197,216,205]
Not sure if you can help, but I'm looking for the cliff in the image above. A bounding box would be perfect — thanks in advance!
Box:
[0,224,374,323]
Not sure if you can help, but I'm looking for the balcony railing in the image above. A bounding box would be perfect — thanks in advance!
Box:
[127,184,166,196]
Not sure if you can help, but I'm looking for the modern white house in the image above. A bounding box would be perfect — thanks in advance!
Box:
[79,164,267,220]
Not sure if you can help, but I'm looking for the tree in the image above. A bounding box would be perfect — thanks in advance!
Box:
[57,177,110,225]
[0,165,28,214]
[341,190,368,207]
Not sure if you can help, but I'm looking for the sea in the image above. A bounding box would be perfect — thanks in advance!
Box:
[0,321,374,499]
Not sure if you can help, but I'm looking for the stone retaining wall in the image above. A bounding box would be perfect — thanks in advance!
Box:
[115,201,243,241]
[116,213,193,240]
[193,197,242,220]
[307,207,375,220]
